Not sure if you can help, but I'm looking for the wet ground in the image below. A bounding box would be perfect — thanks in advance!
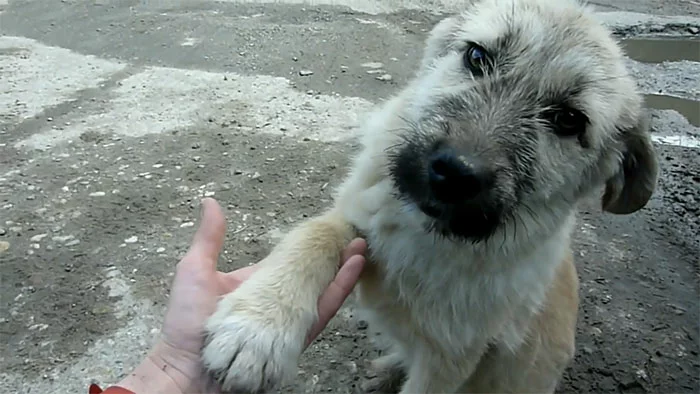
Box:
[0,0,698,393]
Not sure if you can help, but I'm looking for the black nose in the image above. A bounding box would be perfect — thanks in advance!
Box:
[428,149,492,204]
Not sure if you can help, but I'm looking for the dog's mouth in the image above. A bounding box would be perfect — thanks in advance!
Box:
[416,200,504,242]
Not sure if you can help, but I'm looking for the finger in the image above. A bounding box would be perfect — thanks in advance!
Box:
[218,264,261,292]
[306,254,366,346]
[183,198,226,269]
[340,238,368,265]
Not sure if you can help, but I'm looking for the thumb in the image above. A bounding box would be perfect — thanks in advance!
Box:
[185,198,226,268]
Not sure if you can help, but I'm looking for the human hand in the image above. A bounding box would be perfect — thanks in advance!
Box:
[116,198,367,393]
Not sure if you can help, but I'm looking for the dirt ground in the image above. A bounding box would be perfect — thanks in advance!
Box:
[0,0,698,393]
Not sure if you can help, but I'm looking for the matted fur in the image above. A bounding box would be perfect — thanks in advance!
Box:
[201,0,659,393]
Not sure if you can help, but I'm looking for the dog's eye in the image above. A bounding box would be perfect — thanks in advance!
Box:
[548,107,588,136]
[463,43,489,76]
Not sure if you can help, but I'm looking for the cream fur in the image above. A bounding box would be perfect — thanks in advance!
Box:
[201,0,658,393]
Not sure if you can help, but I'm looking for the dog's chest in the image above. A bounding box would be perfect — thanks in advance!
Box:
[357,222,564,352]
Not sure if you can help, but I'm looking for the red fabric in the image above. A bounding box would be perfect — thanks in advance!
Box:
[88,383,135,394]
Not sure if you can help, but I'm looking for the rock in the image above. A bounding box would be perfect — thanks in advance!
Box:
[30,233,48,242]
[52,235,74,243]
[375,74,392,81]
[0,228,5,236]
[124,236,138,243]
[89,191,106,197]
[356,319,368,330]
[65,239,80,247]
[0,241,9,253]
[299,70,314,76]
[92,304,112,315]
[180,222,195,228]
[688,26,699,34]
[361,62,383,69]
[156,247,166,253]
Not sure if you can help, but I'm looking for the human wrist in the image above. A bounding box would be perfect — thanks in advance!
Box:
[116,341,193,394]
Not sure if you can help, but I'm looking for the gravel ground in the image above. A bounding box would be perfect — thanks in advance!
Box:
[0,0,698,393]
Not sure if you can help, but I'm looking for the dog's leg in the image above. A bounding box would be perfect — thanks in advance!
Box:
[398,342,487,394]
[201,208,356,393]
[362,351,407,393]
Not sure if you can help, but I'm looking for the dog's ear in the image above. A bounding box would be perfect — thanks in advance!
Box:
[601,111,659,214]
[419,15,461,71]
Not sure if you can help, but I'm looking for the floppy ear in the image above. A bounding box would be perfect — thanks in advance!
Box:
[601,112,659,214]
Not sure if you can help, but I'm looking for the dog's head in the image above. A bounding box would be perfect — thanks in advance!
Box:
[388,0,658,242]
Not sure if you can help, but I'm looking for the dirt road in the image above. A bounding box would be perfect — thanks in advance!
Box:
[1,0,698,393]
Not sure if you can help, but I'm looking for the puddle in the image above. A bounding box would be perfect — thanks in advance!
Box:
[620,36,700,63]
[621,35,700,127]
[645,94,700,128]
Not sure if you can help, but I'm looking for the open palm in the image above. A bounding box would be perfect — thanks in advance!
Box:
[153,198,367,393]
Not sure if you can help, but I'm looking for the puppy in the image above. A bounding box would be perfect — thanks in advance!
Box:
[201,0,659,392]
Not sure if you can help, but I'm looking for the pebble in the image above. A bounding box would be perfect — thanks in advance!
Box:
[52,235,74,242]
[92,304,112,315]
[156,247,166,253]
[180,222,195,228]
[299,70,314,76]
[30,233,48,242]
[376,74,392,81]
[124,236,138,243]
[361,62,383,69]
[89,191,106,197]
[0,228,6,236]
[65,239,80,247]
[0,241,9,253]
[356,319,368,330]
[204,191,215,197]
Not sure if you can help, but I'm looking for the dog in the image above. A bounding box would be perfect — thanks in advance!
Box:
[201,0,659,392]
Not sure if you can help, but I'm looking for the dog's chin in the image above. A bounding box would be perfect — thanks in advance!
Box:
[417,201,504,243]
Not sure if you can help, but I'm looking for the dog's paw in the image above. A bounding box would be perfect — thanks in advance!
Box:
[361,354,406,394]
[202,310,306,393]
